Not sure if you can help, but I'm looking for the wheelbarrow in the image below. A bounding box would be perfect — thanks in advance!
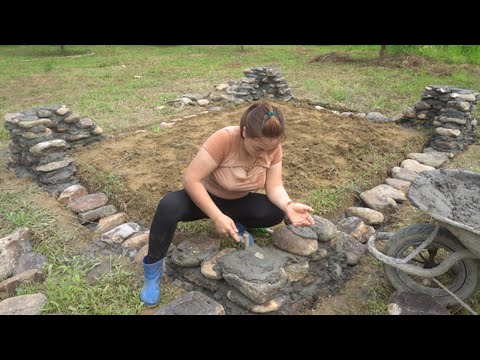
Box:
[368,169,480,309]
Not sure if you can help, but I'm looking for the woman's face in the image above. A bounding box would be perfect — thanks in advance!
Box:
[243,130,281,158]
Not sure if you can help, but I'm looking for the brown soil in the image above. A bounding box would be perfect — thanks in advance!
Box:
[74,101,424,227]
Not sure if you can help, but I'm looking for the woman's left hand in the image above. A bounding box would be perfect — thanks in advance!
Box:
[286,202,315,227]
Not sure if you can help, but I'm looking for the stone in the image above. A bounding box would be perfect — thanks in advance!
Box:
[13,252,47,275]
[384,178,411,195]
[78,118,94,128]
[63,113,80,123]
[337,217,375,244]
[155,291,224,315]
[391,166,419,182]
[17,119,52,128]
[134,244,148,264]
[91,125,103,135]
[197,99,209,106]
[0,293,48,315]
[100,223,142,245]
[435,127,461,137]
[401,159,436,173]
[183,268,219,292]
[35,157,75,172]
[366,112,387,122]
[0,228,33,278]
[215,83,229,91]
[283,261,309,282]
[218,245,288,304]
[77,205,117,224]
[67,193,108,213]
[0,269,45,298]
[94,212,128,233]
[251,295,287,314]
[121,231,149,252]
[345,207,384,225]
[388,291,450,315]
[273,227,318,256]
[58,184,89,205]
[406,152,449,168]
[29,139,67,157]
[360,184,407,213]
[55,105,70,115]
[171,237,220,267]
[342,233,367,266]
[311,215,338,242]
[200,248,236,280]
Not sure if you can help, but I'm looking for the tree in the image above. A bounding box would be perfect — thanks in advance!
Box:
[379,45,387,59]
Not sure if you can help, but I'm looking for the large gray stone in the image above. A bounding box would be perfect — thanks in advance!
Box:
[13,252,47,276]
[0,293,48,315]
[388,291,450,315]
[273,227,318,256]
[0,269,45,298]
[171,237,220,268]
[407,152,449,168]
[0,228,33,278]
[218,244,287,304]
[345,207,384,225]
[67,193,108,213]
[155,291,224,315]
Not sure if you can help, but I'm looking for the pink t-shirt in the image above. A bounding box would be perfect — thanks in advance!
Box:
[201,126,282,199]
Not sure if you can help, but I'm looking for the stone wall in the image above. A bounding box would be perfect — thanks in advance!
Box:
[4,105,105,197]
[167,66,293,109]
[403,85,479,153]
[224,67,293,102]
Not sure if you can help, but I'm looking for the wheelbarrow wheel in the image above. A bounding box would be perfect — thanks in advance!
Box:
[384,224,479,307]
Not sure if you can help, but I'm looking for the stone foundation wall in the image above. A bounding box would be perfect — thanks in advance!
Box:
[4,105,105,196]
[167,66,293,109]
[403,85,479,153]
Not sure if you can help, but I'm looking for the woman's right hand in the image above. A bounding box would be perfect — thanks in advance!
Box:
[213,214,240,242]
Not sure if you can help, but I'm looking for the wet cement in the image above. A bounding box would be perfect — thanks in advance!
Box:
[408,169,480,232]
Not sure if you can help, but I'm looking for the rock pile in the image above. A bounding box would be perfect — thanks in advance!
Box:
[4,106,105,196]
[403,85,479,153]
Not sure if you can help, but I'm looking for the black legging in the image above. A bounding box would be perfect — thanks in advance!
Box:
[147,189,285,262]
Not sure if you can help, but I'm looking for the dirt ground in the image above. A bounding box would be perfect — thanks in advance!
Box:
[74,101,424,227]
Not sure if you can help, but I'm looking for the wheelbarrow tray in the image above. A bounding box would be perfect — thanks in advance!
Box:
[408,169,480,257]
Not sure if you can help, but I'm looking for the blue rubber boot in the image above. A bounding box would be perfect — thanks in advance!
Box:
[140,256,164,307]
[235,222,255,246]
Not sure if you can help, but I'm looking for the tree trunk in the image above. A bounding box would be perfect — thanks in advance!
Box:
[379,45,387,59]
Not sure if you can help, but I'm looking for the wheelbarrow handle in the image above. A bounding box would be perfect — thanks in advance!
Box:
[367,233,476,278]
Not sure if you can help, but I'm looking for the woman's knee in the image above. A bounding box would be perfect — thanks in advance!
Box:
[154,191,183,220]
[270,206,285,225]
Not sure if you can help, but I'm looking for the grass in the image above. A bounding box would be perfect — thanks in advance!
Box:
[0,127,9,141]
[0,187,57,236]
[78,164,126,200]
[1,45,479,134]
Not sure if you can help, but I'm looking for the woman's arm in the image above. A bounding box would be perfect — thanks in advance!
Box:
[266,162,314,226]
[182,147,240,241]
[265,161,292,211]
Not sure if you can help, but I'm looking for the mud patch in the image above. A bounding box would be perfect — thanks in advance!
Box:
[74,101,425,225]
